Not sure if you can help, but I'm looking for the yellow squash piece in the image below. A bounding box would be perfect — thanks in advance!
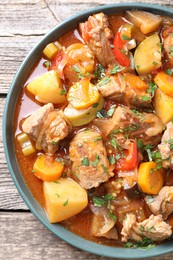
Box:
[64,95,104,126]
[17,132,35,156]
[126,10,162,34]
[44,178,88,223]
[67,78,100,109]
[27,71,67,104]
[33,154,64,182]
[43,43,59,60]
[134,34,162,75]
[154,71,173,97]
[154,88,173,124]
[138,161,163,195]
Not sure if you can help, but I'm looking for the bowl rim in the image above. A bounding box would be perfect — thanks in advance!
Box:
[3,2,173,259]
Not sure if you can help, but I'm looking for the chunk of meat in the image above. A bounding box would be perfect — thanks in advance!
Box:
[69,130,114,189]
[103,177,124,198]
[121,213,172,242]
[111,106,164,146]
[22,103,54,141]
[158,122,173,168]
[90,205,118,239]
[145,186,173,220]
[80,12,116,66]
[97,73,151,108]
[163,26,173,65]
[22,104,70,156]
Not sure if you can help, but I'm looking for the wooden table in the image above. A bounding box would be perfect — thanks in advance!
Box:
[1,0,173,259]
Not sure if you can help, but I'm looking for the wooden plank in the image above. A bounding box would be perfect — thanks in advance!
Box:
[0,211,173,260]
[0,98,28,209]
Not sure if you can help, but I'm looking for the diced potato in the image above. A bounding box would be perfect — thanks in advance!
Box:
[126,10,162,34]
[154,88,173,124]
[44,178,88,223]
[64,95,104,126]
[134,34,162,75]
[154,71,173,97]
[27,71,67,104]
[43,43,59,60]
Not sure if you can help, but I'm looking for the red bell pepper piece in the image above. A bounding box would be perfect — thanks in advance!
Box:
[115,141,138,171]
[49,51,68,79]
[113,32,130,67]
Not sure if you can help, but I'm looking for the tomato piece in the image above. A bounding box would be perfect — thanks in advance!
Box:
[49,51,68,79]
[113,32,130,67]
[115,141,138,171]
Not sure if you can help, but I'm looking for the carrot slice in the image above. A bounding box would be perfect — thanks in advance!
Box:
[33,154,64,182]
[137,161,163,195]
[154,71,173,97]
[67,77,100,110]
[124,73,148,91]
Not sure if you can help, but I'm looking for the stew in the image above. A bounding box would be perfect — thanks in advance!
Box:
[14,10,173,248]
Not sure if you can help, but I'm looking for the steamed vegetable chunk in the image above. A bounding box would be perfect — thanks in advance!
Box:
[27,71,67,104]
[154,88,173,124]
[126,10,162,34]
[44,178,88,223]
[64,95,104,126]
[134,34,162,75]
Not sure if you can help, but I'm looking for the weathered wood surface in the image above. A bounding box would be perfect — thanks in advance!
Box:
[1,0,173,259]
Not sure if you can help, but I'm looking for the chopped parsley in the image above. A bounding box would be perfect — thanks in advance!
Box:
[101,164,108,174]
[109,64,121,75]
[94,64,105,79]
[93,193,114,207]
[136,139,144,150]
[111,137,117,148]
[63,199,69,206]
[51,140,57,145]
[124,237,155,249]
[90,154,100,167]
[73,65,90,79]
[147,82,157,97]
[136,65,140,70]
[96,109,108,118]
[97,76,111,87]
[121,34,131,40]
[147,196,154,203]
[132,108,141,117]
[108,155,116,165]
[92,102,99,108]
[60,89,67,95]
[141,95,151,101]
[94,136,102,142]
[165,69,173,76]
[81,157,89,166]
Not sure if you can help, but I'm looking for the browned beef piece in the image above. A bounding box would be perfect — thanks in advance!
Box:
[121,213,172,242]
[163,26,173,65]
[111,106,164,146]
[97,73,151,108]
[80,12,116,66]
[22,104,70,156]
[158,122,173,169]
[145,186,173,220]
[69,130,114,189]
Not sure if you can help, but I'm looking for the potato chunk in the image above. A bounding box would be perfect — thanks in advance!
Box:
[27,71,67,104]
[134,34,162,75]
[44,178,88,223]
[126,10,162,34]
[154,88,173,124]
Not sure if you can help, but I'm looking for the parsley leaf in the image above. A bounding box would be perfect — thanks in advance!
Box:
[81,157,89,166]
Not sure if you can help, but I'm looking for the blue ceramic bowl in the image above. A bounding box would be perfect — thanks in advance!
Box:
[3,3,173,258]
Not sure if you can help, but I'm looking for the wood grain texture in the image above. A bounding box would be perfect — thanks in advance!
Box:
[0,212,173,260]
[1,0,173,259]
